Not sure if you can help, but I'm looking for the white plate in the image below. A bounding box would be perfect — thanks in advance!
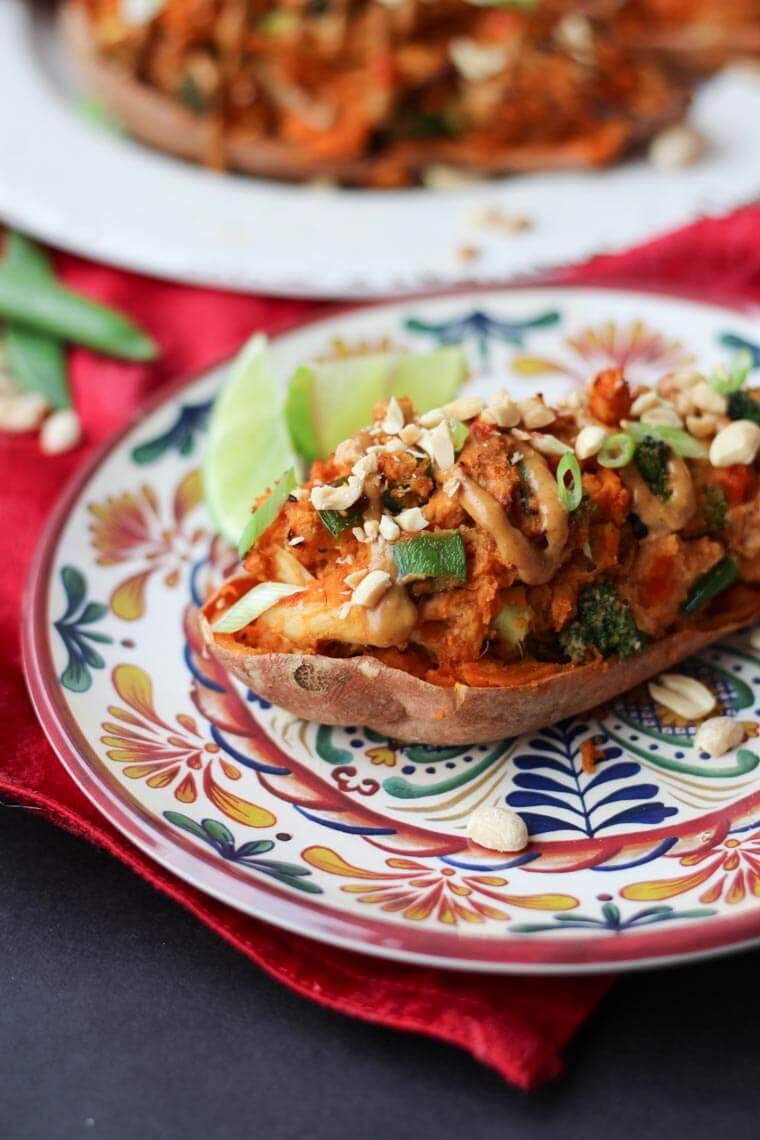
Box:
[23,285,760,973]
[3,0,760,298]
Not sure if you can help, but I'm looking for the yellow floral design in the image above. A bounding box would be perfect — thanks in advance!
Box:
[101,664,276,827]
[303,847,578,925]
[89,470,206,621]
[623,831,760,907]
[315,336,398,363]
[367,746,397,767]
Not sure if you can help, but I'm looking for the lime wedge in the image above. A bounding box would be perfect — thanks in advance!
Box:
[285,346,467,463]
[202,334,299,544]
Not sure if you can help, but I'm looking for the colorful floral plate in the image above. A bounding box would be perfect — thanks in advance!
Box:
[23,287,760,973]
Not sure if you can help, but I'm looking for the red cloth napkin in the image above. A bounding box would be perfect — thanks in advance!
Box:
[3,204,759,1089]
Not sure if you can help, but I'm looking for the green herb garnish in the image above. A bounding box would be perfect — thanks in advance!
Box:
[491,601,531,653]
[709,349,754,396]
[517,460,536,513]
[178,74,211,114]
[316,477,365,537]
[627,420,707,459]
[682,556,738,615]
[727,389,760,426]
[237,468,297,558]
[213,581,304,634]
[77,95,124,136]
[406,111,457,140]
[598,432,634,469]
[257,9,298,33]
[319,504,364,537]
[450,420,469,452]
[556,452,583,512]
[392,530,467,582]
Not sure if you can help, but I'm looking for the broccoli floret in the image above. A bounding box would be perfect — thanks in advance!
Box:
[559,580,648,663]
[699,484,728,536]
[634,436,671,500]
[727,389,760,425]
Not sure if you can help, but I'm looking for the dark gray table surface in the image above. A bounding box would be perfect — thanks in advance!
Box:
[2,798,757,1140]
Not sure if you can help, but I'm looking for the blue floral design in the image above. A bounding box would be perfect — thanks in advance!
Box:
[54,566,113,693]
[164,812,322,894]
[405,308,560,362]
[505,720,677,837]
[511,901,716,934]
[719,332,760,367]
[131,399,212,465]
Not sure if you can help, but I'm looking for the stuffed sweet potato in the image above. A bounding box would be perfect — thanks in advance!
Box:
[202,363,760,744]
[62,0,691,187]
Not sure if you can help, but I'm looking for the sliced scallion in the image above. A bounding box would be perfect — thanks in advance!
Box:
[450,420,469,452]
[598,432,635,468]
[626,420,707,459]
[681,556,738,616]
[237,468,296,558]
[491,602,531,652]
[318,504,364,537]
[317,476,365,537]
[392,530,467,582]
[709,349,754,396]
[212,581,304,633]
[556,452,583,511]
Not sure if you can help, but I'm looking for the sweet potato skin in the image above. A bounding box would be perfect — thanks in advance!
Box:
[202,587,760,744]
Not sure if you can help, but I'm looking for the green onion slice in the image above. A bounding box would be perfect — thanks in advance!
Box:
[491,602,531,652]
[709,349,754,396]
[681,556,738,616]
[598,432,635,468]
[237,468,296,558]
[556,452,583,511]
[212,581,304,633]
[392,530,467,582]
[319,504,364,538]
[626,420,707,459]
[450,420,469,453]
[317,476,365,537]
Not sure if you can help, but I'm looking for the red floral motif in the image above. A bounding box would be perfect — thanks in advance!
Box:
[513,320,693,386]
[89,470,206,620]
[101,663,276,827]
[622,830,760,906]
[302,847,578,925]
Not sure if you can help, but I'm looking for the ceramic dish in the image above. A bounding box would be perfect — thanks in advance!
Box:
[23,286,760,972]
